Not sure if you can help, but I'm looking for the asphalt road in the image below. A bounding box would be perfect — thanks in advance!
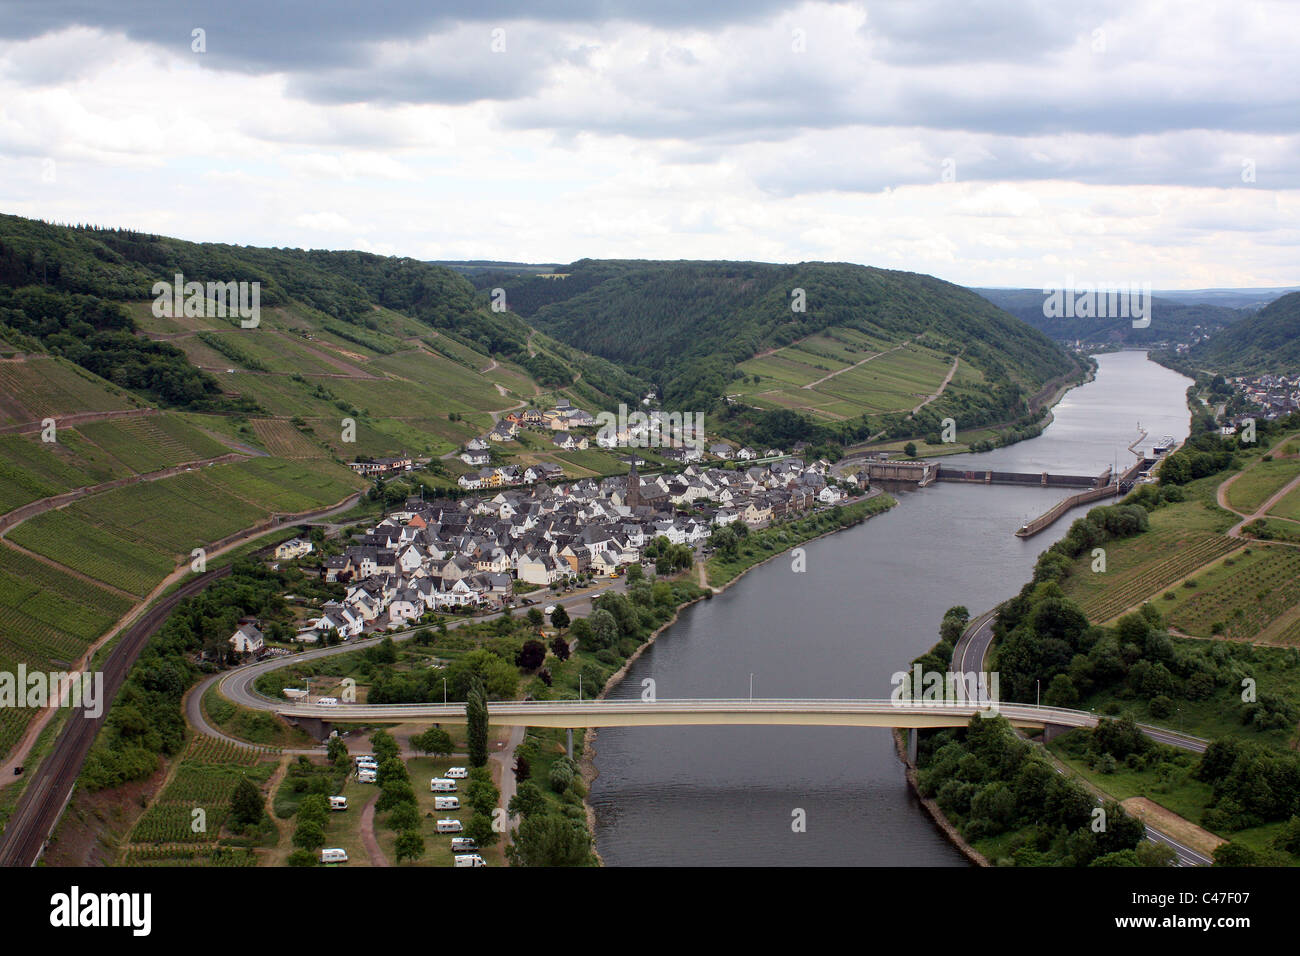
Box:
[951,606,1213,867]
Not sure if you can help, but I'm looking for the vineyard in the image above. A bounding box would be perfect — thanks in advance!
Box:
[0,356,137,427]
[1075,533,1244,623]
[77,413,232,474]
[8,509,174,596]
[249,418,329,459]
[120,846,257,866]
[128,758,275,846]
[1164,545,1300,642]
[0,542,135,758]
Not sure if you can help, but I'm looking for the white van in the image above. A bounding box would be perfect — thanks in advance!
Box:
[317,697,339,706]
[353,754,376,766]
[320,848,348,864]
[429,778,457,792]
[434,796,459,811]
[356,757,378,770]
[444,767,468,779]
[454,854,486,867]
[357,769,377,784]
[329,796,348,811]
[435,819,463,833]
[450,837,477,852]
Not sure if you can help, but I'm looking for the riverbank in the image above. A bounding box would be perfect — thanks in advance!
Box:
[577,495,900,865]
[891,729,988,866]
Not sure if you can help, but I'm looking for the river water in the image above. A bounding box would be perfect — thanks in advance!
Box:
[587,350,1194,866]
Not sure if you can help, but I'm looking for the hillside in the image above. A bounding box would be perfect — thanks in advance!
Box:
[974,288,1249,347]
[488,259,1085,447]
[1181,291,1300,374]
[0,214,646,764]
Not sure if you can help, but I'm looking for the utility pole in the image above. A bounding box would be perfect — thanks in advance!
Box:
[749,673,754,701]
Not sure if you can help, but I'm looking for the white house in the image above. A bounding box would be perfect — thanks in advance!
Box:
[274,538,314,560]
[229,623,264,655]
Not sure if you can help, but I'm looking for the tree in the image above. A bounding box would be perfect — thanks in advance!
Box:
[292,819,325,850]
[287,848,316,867]
[549,635,571,661]
[587,609,619,650]
[387,801,419,832]
[550,605,570,631]
[506,812,592,867]
[230,776,264,828]
[508,780,548,819]
[376,780,416,812]
[904,442,917,458]
[526,608,544,627]
[410,726,453,756]
[377,757,408,788]
[326,735,347,764]
[371,729,399,764]
[516,639,547,671]
[467,677,489,768]
[394,829,424,863]
[465,812,499,848]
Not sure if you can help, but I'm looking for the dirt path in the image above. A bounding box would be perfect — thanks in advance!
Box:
[360,793,389,866]
[489,725,526,840]
[910,355,960,415]
[1217,432,1300,540]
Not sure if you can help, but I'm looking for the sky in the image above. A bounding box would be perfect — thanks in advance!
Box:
[0,0,1296,288]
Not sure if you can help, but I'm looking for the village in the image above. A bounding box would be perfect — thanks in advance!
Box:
[240,440,867,656]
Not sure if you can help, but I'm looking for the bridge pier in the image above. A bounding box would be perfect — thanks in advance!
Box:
[566,728,573,760]
[906,727,918,766]
[289,716,334,741]
[1041,722,1070,744]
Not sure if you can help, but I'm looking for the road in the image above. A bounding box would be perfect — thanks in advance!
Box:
[0,490,365,866]
[951,606,1211,865]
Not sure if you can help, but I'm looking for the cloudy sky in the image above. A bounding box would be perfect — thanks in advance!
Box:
[1,0,1296,288]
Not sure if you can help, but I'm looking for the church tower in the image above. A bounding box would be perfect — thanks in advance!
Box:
[626,458,641,509]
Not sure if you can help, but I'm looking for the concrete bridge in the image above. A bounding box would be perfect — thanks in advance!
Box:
[279,696,1109,741]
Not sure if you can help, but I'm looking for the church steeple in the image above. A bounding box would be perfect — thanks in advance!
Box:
[626,457,640,509]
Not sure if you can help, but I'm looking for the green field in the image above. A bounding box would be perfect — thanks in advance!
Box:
[1226,456,1300,514]
[732,332,959,424]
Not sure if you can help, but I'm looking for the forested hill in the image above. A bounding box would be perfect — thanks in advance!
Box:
[0,214,645,418]
[975,287,1249,347]
[1182,291,1300,374]
[484,259,1082,435]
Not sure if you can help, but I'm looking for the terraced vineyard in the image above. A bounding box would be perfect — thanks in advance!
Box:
[0,356,138,427]
[1163,545,1300,642]
[249,419,329,459]
[7,458,360,597]
[1077,533,1244,622]
[77,414,232,473]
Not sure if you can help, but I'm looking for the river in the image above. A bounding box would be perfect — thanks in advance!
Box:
[587,350,1194,866]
